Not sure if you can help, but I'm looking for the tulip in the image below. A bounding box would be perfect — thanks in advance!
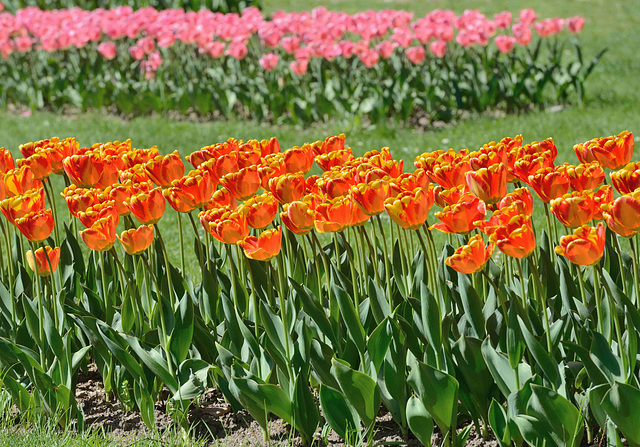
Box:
[208,187,237,209]
[466,163,507,205]
[44,137,78,175]
[117,225,154,255]
[574,131,634,170]
[385,187,434,230]
[431,194,486,234]
[350,179,391,215]
[119,166,149,184]
[242,192,278,229]
[163,170,214,212]
[389,170,429,195]
[63,151,104,188]
[433,184,467,208]
[122,147,159,169]
[80,215,118,251]
[312,134,346,156]
[600,189,640,234]
[17,153,52,180]
[0,147,15,174]
[0,188,45,223]
[315,149,354,172]
[26,246,60,277]
[62,186,101,217]
[127,188,166,225]
[4,165,37,197]
[104,184,133,216]
[560,161,605,192]
[527,167,570,203]
[76,201,120,229]
[15,209,54,242]
[269,172,305,204]
[592,185,613,220]
[490,214,537,258]
[220,166,261,201]
[258,154,286,189]
[445,235,494,274]
[238,226,282,261]
[319,175,353,199]
[284,144,314,174]
[512,152,554,183]
[555,223,605,266]
[280,200,315,235]
[200,206,249,244]
[498,187,533,216]
[611,162,640,195]
[550,191,596,228]
[477,202,528,236]
[94,158,121,190]
[237,148,261,169]
[314,196,353,233]
[428,160,471,189]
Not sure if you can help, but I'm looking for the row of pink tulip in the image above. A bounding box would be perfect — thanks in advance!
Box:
[0,6,584,72]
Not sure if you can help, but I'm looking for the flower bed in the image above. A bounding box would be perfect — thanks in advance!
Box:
[0,128,638,446]
[0,7,603,122]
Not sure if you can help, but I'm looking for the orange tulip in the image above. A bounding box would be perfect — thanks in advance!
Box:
[469,144,507,170]
[311,133,346,156]
[104,183,133,216]
[220,166,261,201]
[26,246,60,277]
[15,209,54,242]
[429,160,471,189]
[466,163,508,205]
[252,137,280,158]
[431,194,486,234]
[284,144,315,174]
[280,200,315,235]
[489,214,536,259]
[0,147,15,174]
[574,131,634,170]
[559,162,605,192]
[498,187,534,216]
[93,157,121,190]
[315,149,354,172]
[593,185,614,220]
[314,196,353,233]
[200,206,249,244]
[476,202,528,236]
[0,188,45,223]
[238,226,282,261]
[119,166,150,184]
[550,191,596,228]
[206,187,237,210]
[4,165,37,197]
[389,169,429,195]
[350,179,391,215]
[258,153,286,189]
[144,150,185,187]
[127,188,166,225]
[555,223,606,266]
[122,146,159,169]
[319,175,353,199]
[63,151,104,188]
[62,186,101,217]
[433,184,467,208]
[385,187,434,230]
[242,192,278,229]
[445,235,494,274]
[527,167,570,203]
[80,215,118,251]
[164,170,214,213]
[600,189,640,234]
[512,152,554,183]
[117,225,154,255]
[44,137,78,175]
[611,162,640,195]
[17,153,52,180]
[269,172,306,204]
[76,201,120,229]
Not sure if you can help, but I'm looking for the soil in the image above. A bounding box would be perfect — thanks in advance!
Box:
[59,365,502,446]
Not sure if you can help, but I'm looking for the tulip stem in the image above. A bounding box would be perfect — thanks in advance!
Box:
[527,257,552,352]
[374,214,393,306]
[481,269,507,317]
[274,255,293,379]
[0,220,17,335]
[29,241,46,366]
[629,236,640,306]
[44,179,60,246]
[110,249,144,334]
[515,258,528,310]
[187,212,205,274]
[225,244,240,309]
[40,243,60,332]
[415,229,436,293]
[176,212,185,274]
[359,225,380,286]
[155,226,176,310]
[576,266,590,313]
[306,234,324,302]
[611,235,628,297]
[339,231,360,306]
[543,203,555,259]
[597,264,628,377]
[98,251,113,323]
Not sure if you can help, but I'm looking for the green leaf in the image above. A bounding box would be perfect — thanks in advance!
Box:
[527,384,584,447]
[482,338,531,397]
[518,316,560,389]
[169,293,194,365]
[331,358,380,427]
[332,285,366,356]
[488,399,511,447]
[601,382,640,447]
[407,361,458,437]
[406,395,434,446]
[457,272,486,339]
[590,331,624,385]
[320,384,360,440]
[367,319,392,375]
[292,372,320,443]
[233,378,293,425]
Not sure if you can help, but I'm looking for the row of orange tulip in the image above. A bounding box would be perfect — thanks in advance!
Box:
[0,129,636,279]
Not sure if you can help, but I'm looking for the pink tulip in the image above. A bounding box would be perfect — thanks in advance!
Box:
[226,41,248,60]
[494,11,512,29]
[281,36,300,53]
[494,35,516,54]
[97,42,116,60]
[406,46,425,64]
[512,23,532,46]
[259,52,278,70]
[519,8,538,25]
[376,40,397,59]
[567,16,585,34]
[429,40,447,58]
[207,41,225,59]
[128,45,144,60]
[359,48,379,67]
[290,58,308,76]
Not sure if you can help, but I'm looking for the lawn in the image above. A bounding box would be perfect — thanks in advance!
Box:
[1,0,639,444]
